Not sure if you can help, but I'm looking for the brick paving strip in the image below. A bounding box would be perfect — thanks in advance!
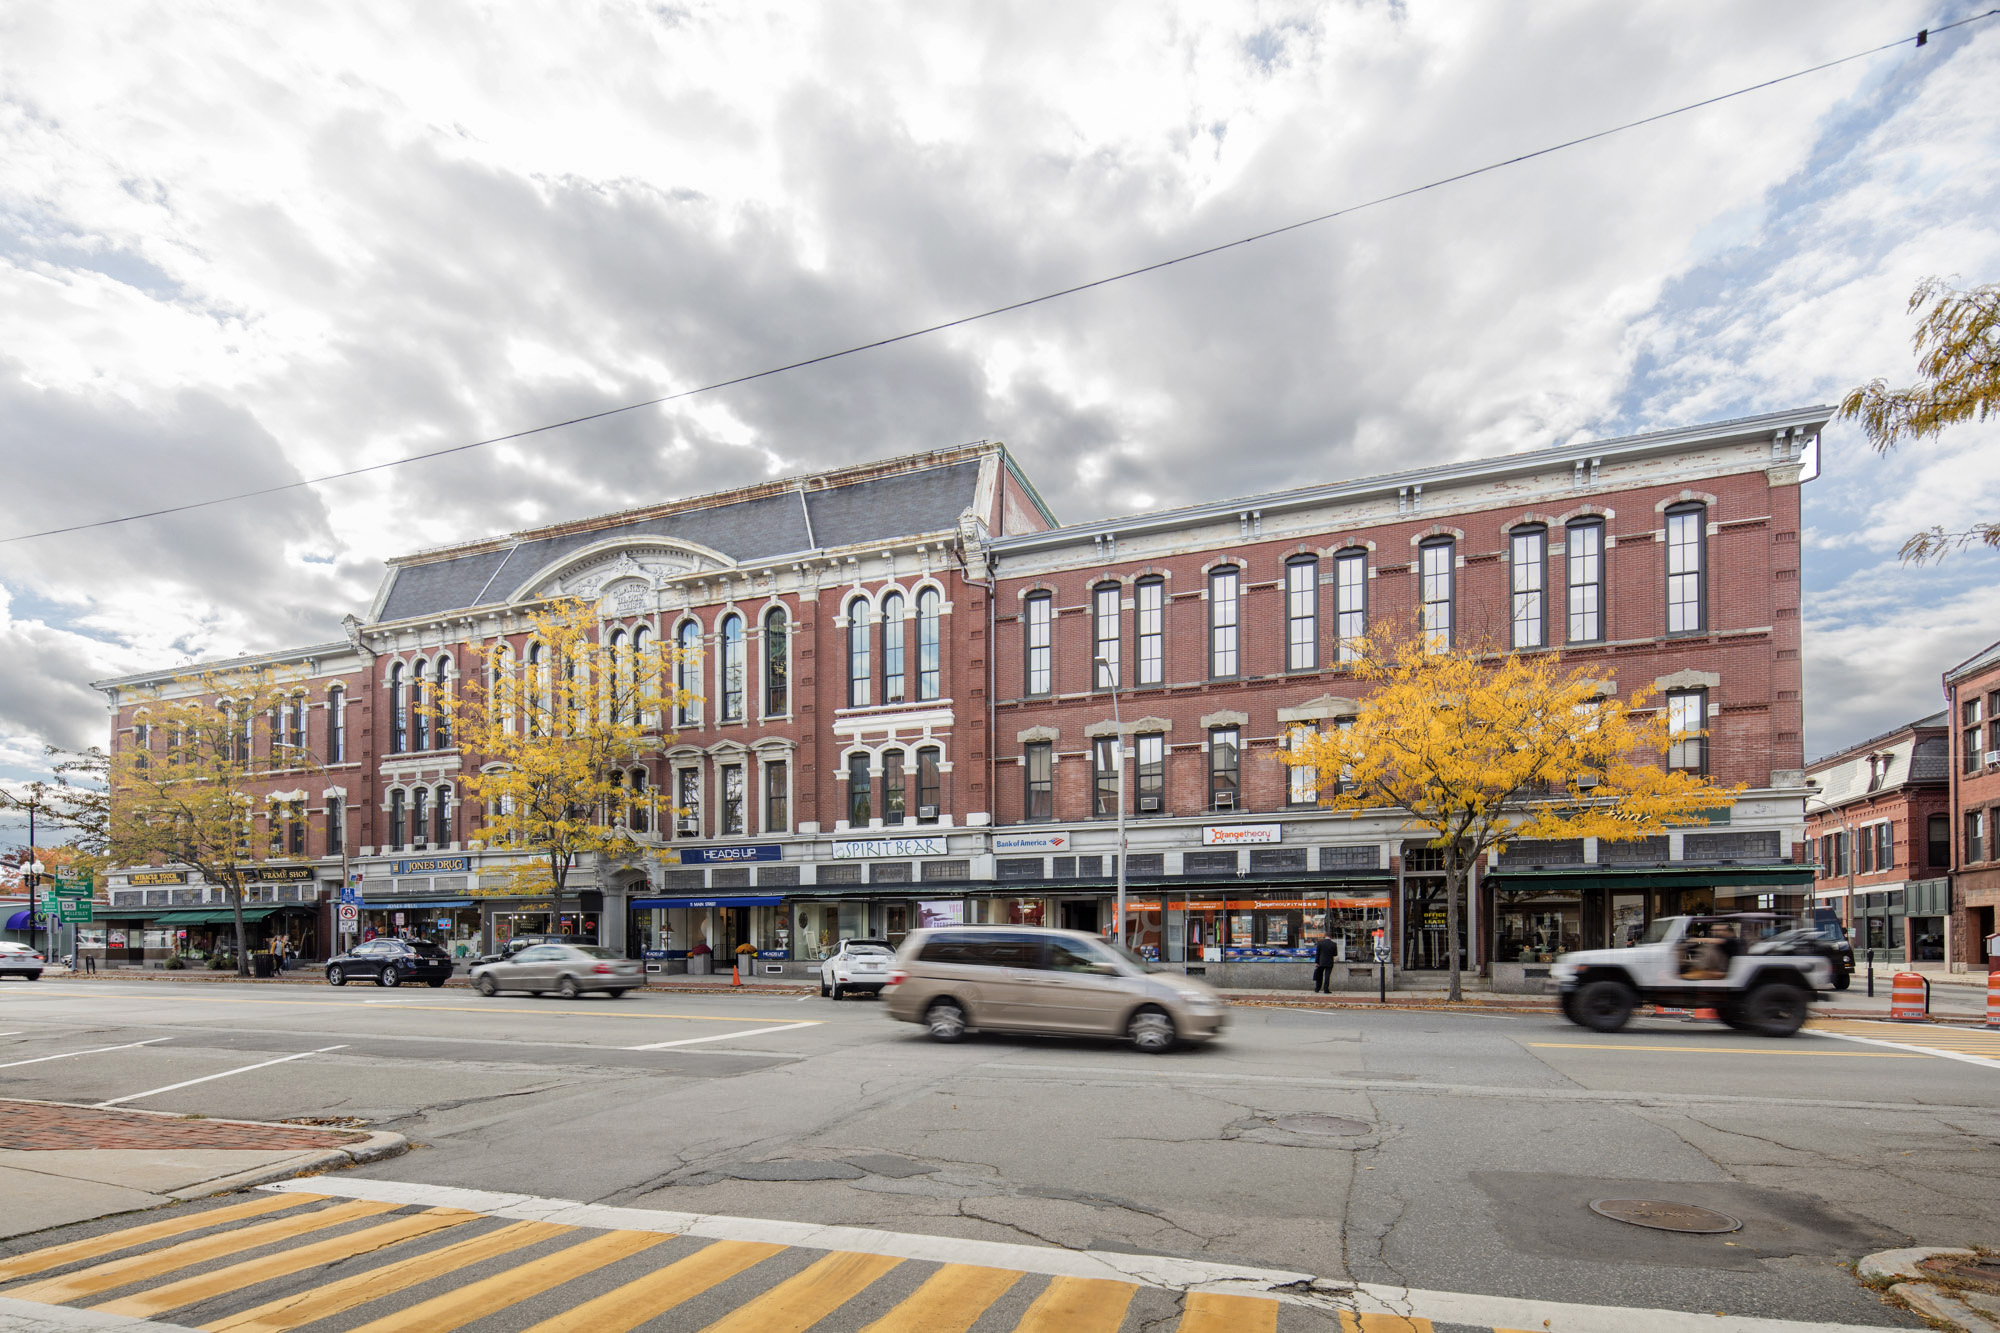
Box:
[0,1100,366,1153]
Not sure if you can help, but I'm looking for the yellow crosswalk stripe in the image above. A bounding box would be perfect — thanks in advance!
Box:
[1014,1275,1139,1332]
[518,1239,785,1333]
[202,1219,575,1333]
[3,1200,399,1306]
[343,1228,671,1333]
[0,1194,315,1283]
[857,1263,1022,1333]
[697,1249,903,1333]
[89,1209,475,1319]
[1178,1289,1280,1332]
[1341,1314,1433,1332]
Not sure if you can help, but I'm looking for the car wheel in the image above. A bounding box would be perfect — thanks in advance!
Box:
[1571,979,1635,1033]
[558,975,582,1000]
[1558,991,1580,1025]
[925,998,968,1043]
[378,965,400,988]
[427,978,446,988]
[608,989,628,999]
[1717,1002,1750,1031]
[327,966,346,987]
[820,979,830,998]
[1128,1006,1176,1053]
[1830,967,1851,992]
[1743,982,1808,1038]
[832,981,845,1001]
[475,975,498,997]
[25,971,41,982]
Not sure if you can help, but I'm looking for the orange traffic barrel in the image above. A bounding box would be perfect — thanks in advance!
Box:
[1988,970,2000,1030]
[1889,971,1928,1021]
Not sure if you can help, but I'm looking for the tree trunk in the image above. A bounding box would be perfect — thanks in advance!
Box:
[231,884,249,979]
[1445,856,1464,1004]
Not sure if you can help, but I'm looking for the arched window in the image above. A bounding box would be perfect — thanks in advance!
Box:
[434,657,452,748]
[882,592,906,704]
[848,598,873,707]
[389,788,406,849]
[848,752,873,824]
[411,787,429,847]
[882,749,906,825]
[917,589,942,700]
[720,614,745,721]
[388,665,406,753]
[434,783,451,847]
[675,621,701,727]
[1024,593,1053,695]
[410,658,429,751]
[764,607,789,715]
[525,642,545,736]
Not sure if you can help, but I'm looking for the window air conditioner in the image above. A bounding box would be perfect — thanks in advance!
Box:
[1986,750,2000,768]
[1213,792,1236,810]
[917,805,939,819]
[1139,796,1163,812]
[675,817,699,836]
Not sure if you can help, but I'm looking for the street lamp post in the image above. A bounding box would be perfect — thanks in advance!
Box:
[1094,655,1127,948]
[24,799,44,964]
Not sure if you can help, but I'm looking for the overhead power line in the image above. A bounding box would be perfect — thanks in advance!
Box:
[5,11,1993,546]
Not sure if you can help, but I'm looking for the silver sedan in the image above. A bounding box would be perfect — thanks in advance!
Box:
[470,943,643,999]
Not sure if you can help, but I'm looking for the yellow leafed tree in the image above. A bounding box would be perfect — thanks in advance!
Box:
[107,665,320,977]
[1280,635,1744,1000]
[451,597,697,931]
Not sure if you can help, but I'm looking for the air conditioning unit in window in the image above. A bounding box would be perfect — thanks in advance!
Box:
[1139,796,1163,812]
[675,817,699,836]
[1213,792,1236,810]
[1986,750,2000,768]
[917,805,938,819]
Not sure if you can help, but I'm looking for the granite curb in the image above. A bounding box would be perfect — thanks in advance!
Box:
[1857,1246,2000,1333]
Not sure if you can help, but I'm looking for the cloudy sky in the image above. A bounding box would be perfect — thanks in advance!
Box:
[2,0,1997,808]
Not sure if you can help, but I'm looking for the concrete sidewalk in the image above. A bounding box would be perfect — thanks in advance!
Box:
[0,1100,405,1243]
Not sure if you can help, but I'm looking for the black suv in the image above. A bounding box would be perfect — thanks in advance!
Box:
[326,938,455,988]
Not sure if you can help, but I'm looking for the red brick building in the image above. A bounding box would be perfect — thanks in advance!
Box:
[92,407,1830,988]
[1945,639,2000,966]
[1803,714,1951,966]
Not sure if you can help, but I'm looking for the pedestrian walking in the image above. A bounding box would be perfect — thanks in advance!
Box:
[1312,934,1338,994]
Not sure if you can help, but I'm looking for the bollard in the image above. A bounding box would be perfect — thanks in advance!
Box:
[1889,971,1929,1021]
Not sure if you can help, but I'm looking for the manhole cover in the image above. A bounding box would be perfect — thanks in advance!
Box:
[1589,1199,1742,1234]
[1271,1114,1370,1136]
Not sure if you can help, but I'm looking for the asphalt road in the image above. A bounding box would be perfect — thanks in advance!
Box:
[5,977,1995,1328]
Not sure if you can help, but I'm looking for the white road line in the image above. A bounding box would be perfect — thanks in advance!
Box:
[263,1177,1896,1333]
[94,1044,348,1107]
[1819,1029,2000,1068]
[0,1031,22,1037]
[0,1037,172,1069]
[625,1020,821,1051]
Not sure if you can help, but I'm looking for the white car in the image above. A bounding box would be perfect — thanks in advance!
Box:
[0,941,46,981]
[820,938,894,999]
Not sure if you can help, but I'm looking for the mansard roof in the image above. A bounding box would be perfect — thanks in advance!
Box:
[372,450,995,624]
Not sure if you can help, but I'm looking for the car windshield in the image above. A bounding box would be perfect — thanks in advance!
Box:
[1639,917,1679,945]
[1099,939,1157,973]
[574,946,620,959]
[845,944,891,956]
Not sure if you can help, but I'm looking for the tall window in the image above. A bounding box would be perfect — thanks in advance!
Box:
[719,614,745,721]
[1093,585,1121,687]
[848,599,872,707]
[848,752,873,824]
[411,660,429,751]
[628,770,650,834]
[411,787,429,847]
[388,665,406,753]
[676,622,700,727]
[1930,813,1950,868]
[1510,526,1546,650]
[1858,824,1875,875]
[1285,558,1318,671]
[1287,724,1318,805]
[1024,594,1053,695]
[881,593,906,704]
[1567,520,1604,643]
[435,784,451,846]
[1419,539,1454,653]
[434,658,452,748]
[721,764,745,835]
[917,589,942,700]
[1875,821,1893,872]
[1135,578,1164,685]
[764,608,789,715]
[1968,810,1986,864]
[328,687,345,762]
[1667,689,1706,773]
[285,801,305,856]
[765,760,789,832]
[1209,566,1239,678]
[1024,742,1053,820]
[1136,734,1165,811]
[676,767,701,837]
[389,789,406,849]
[326,795,344,857]
[526,642,546,736]
[132,720,151,770]
[917,748,941,821]
[628,625,652,726]
[1334,550,1366,663]
[1666,504,1706,634]
[1093,736,1120,815]
[882,750,906,825]
[1964,698,1984,775]
[1210,727,1240,810]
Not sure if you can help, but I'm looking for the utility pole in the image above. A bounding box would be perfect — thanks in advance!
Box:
[1095,656,1127,949]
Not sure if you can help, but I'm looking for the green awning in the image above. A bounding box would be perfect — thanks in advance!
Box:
[1485,866,1814,889]
[150,906,293,926]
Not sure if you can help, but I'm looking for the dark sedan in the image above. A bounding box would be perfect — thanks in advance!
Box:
[326,938,454,988]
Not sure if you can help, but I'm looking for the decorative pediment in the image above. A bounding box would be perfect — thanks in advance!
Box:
[511,537,736,607]
[1277,695,1360,724]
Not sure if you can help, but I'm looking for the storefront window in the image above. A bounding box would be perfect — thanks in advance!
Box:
[1495,890,1582,963]
[1610,893,1645,948]
[969,897,1046,926]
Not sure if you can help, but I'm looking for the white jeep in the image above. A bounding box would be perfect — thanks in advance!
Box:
[1550,913,1832,1038]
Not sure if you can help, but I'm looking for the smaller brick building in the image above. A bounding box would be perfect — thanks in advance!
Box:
[1803,713,1950,964]
[1945,639,2000,966]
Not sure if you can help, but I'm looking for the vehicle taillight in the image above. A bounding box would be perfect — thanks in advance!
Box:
[593,963,613,974]
[886,969,905,987]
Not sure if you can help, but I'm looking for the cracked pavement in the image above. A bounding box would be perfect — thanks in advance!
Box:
[4,979,1994,1326]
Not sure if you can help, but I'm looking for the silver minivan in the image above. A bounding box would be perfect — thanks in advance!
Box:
[883,927,1228,1052]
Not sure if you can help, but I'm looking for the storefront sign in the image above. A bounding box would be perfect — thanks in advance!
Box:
[833,836,948,859]
[56,900,93,923]
[993,830,1071,853]
[1201,825,1281,846]
[109,930,128,948]
[256,865,317,883]
[677,846,783,864]
[1122,897,1390,912]
[128,870,189,886]
[392,856,471,874]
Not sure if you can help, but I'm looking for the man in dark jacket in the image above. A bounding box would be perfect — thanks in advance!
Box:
[1312,934,1338,993]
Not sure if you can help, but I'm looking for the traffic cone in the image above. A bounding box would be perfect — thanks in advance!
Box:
[731,959,742,987]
